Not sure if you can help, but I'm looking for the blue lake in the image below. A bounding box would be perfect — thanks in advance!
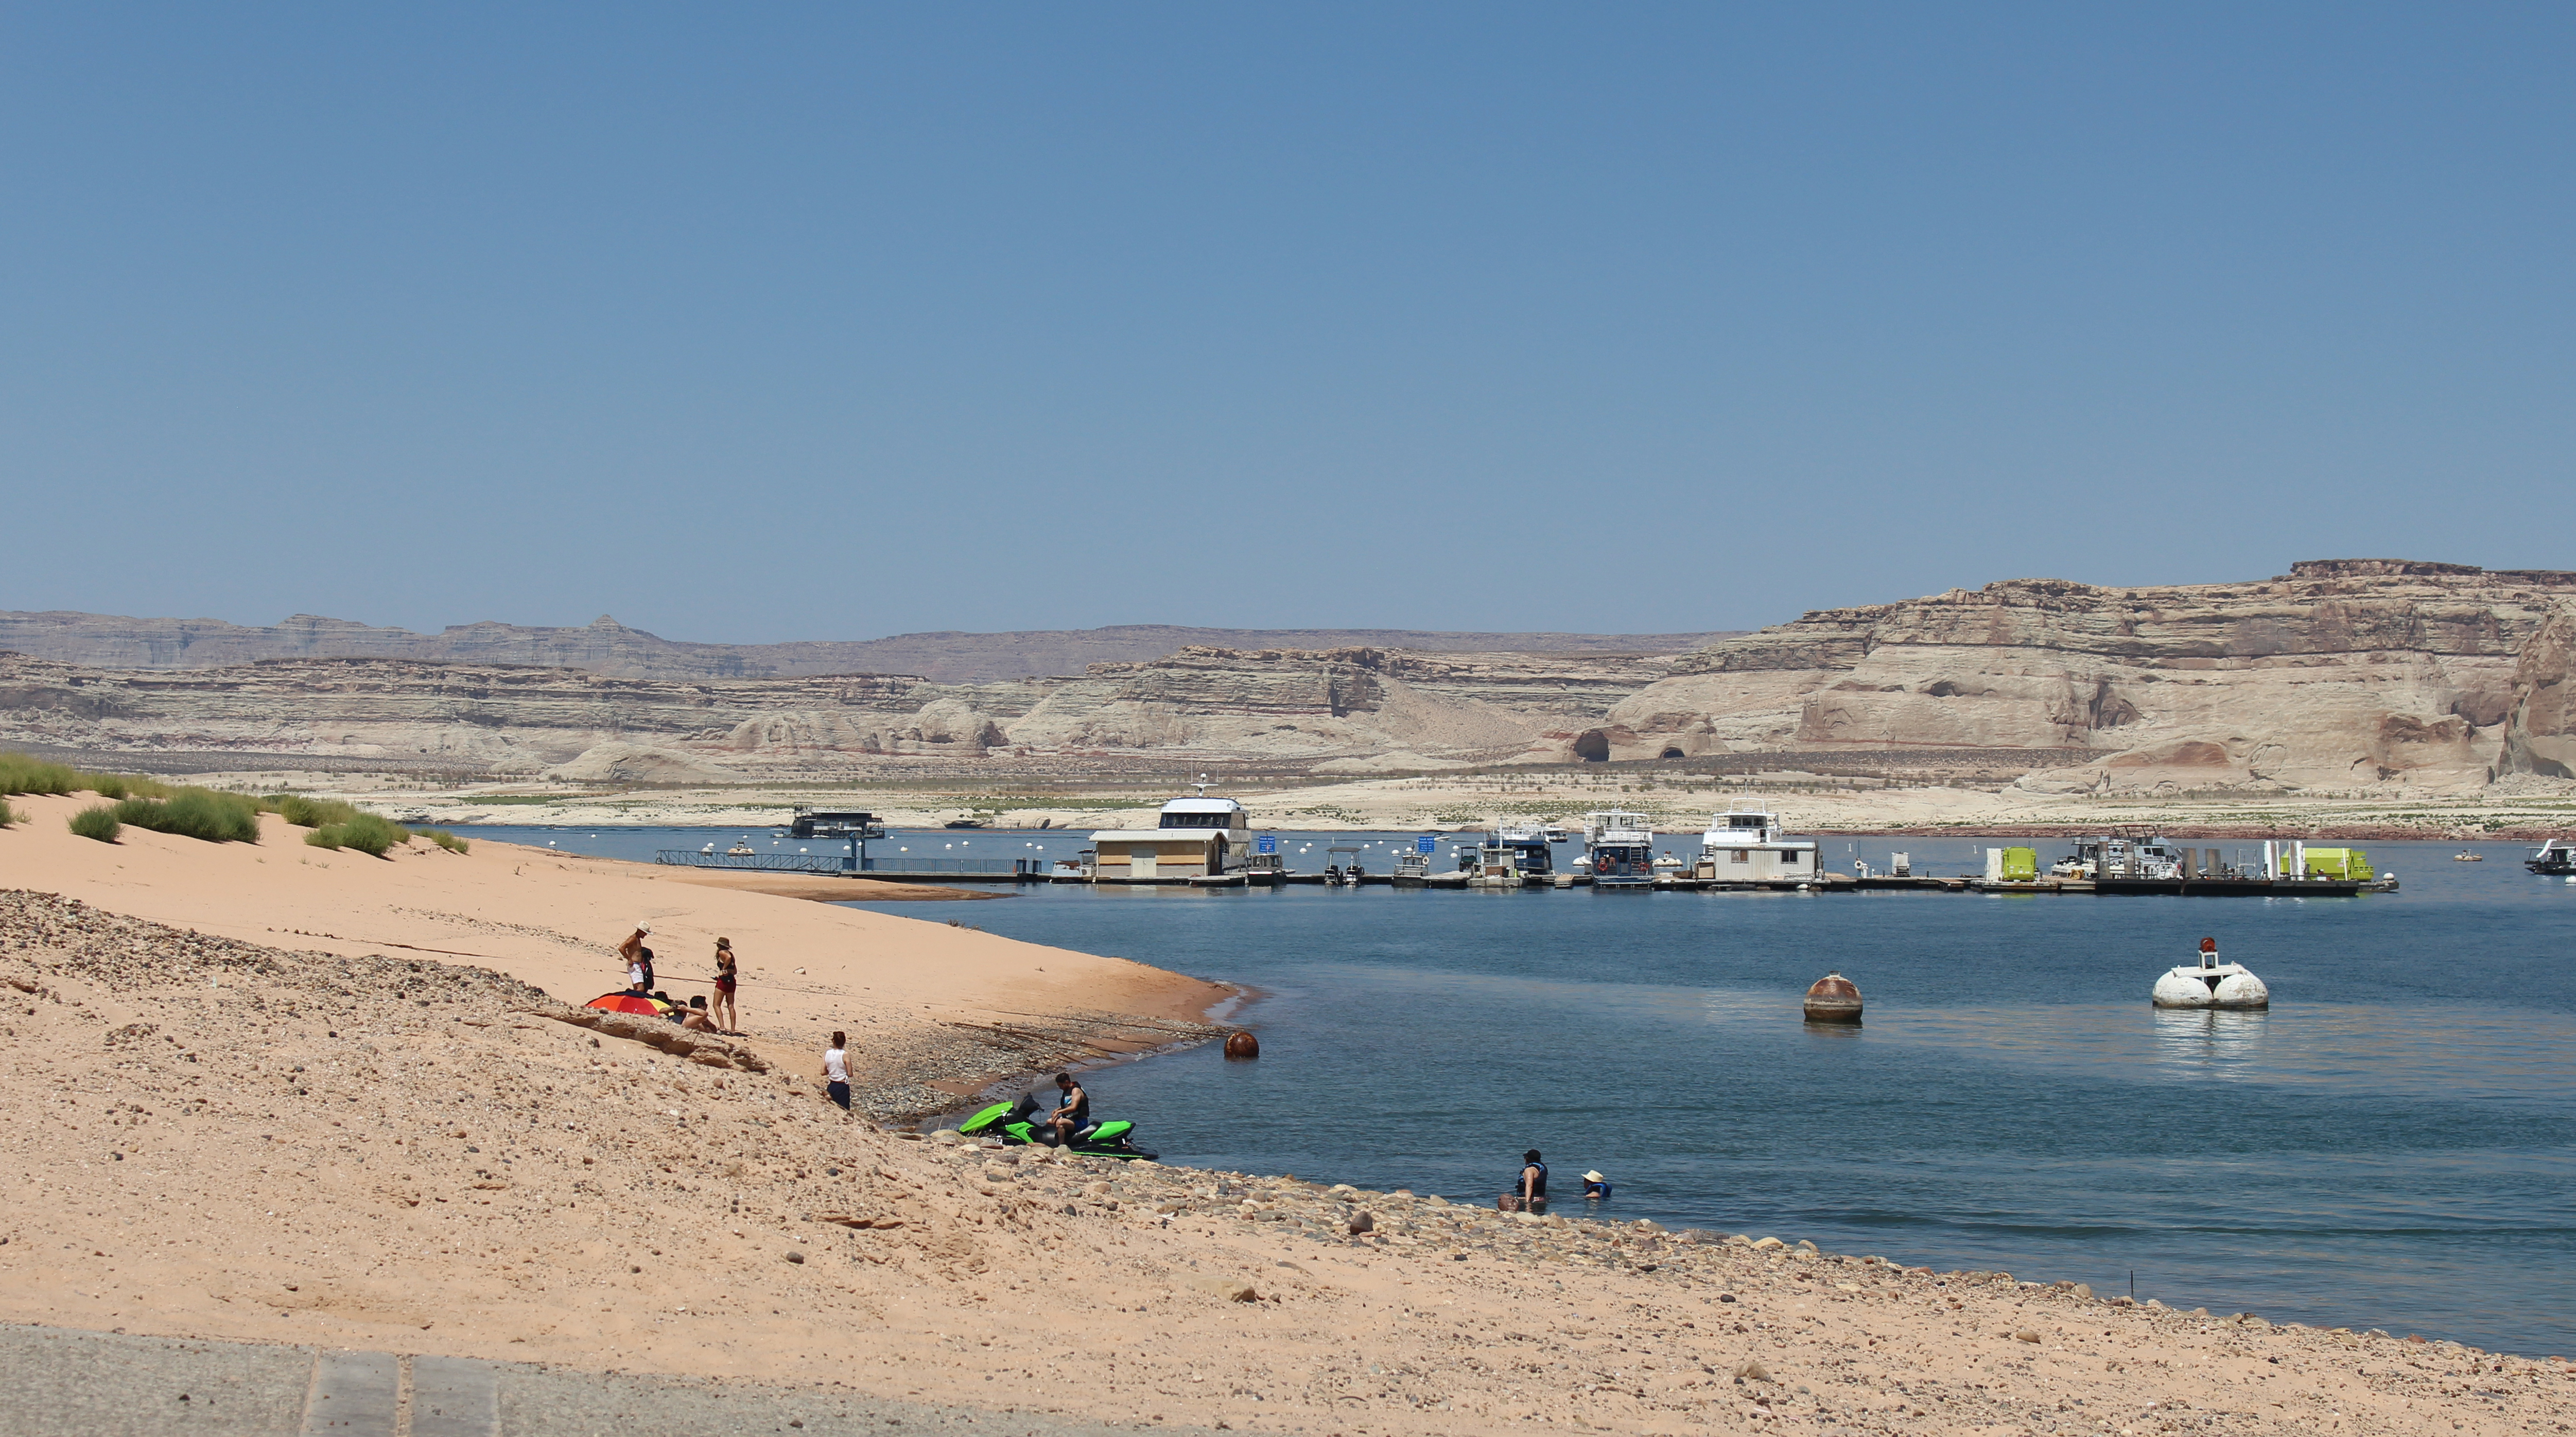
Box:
[456,826,2576,1355]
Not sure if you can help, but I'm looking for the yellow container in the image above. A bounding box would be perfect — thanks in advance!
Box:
[2302,847,2374,880]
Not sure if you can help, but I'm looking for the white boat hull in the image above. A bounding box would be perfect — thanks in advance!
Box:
[2151,963,2269,1009]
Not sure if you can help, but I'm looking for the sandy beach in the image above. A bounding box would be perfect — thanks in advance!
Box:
[2,791,2570,1434]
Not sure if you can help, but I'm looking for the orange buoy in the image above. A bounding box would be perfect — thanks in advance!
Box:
[1224,1029,1260,1060]
[1802,971,1863,1024]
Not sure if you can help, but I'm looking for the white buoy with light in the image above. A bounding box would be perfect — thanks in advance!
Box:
[2151,937,2269,1009]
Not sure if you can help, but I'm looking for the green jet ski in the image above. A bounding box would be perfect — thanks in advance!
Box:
[958,1092,1158,1160]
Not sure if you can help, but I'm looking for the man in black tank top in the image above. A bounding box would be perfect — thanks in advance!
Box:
[1518,1149,1547,1206]
[1047,1072,1090,1146]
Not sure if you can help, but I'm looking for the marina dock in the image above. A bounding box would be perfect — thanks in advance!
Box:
[651,804,2396,898]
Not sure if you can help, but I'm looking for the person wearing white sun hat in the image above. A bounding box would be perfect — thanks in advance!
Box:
[1581,1169,1612,1200]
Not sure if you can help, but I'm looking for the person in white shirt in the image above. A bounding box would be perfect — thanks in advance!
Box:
[821,1031,851,1110]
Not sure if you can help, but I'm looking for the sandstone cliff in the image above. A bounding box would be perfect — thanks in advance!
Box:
[1611,560,2576,792]
[7,561,2571,791]
[0,644,1680,775]
[0,610,1732,685]
[2498,602,2576,780]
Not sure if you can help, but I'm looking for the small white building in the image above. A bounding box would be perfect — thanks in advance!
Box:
[1696,804,1817,881]
[1090,786,1251,882]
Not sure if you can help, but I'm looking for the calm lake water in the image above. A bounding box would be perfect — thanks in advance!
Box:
[458,825,2576,1355]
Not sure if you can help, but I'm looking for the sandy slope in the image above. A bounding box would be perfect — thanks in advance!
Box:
[1,799,2570,1434]
[0,792,1232,1107]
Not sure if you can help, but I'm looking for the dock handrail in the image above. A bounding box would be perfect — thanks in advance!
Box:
[656,850,1034,877]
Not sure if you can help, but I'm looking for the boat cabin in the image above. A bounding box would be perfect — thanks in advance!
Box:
[1585,809,1658,886]
[1488,821,1555,878]
[1089,785,1252,882]
[1695,804,1817,881]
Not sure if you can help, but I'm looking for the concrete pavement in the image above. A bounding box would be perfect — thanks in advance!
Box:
[0,1323,1219,1436]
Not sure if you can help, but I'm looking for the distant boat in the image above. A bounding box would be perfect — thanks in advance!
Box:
[2455,850,2484,862]
[2529,839,2575,876]
[944,819,986,830]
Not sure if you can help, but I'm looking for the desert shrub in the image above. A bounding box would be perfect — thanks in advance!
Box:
[306,812,409,856]
[0,798,18,826]
[259,793,369,829]
[111,790,264,844]
[0,753,81,795]
[413,826,469,853]
[68,805,122,842]
[0,752,176,800]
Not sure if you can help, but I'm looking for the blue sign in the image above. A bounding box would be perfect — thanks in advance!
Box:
[1257,834,1278,855]
[1416,835,1437,854]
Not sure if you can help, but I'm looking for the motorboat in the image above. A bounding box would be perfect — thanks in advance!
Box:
[2528,838,2576,876]
[2151,938,2269,1009]
[1392,838,1434,888]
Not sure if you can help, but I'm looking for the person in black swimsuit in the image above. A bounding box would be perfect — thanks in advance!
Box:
[1517,1149,1548,1208]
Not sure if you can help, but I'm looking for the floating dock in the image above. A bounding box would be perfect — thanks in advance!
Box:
[659,847,2390,896]
[655,850,1049,884]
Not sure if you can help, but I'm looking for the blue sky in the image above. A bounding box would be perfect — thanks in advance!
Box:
[5,5,2569,642]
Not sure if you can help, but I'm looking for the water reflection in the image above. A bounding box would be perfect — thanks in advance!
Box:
[2149,1007,2270,1079]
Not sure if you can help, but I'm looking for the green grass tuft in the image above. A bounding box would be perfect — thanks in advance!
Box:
[0,798,18,826]
[110,790,264,844]
[258,793,370,829]
[412,826,469,853]
[67,805,123,843]
[305,812,409,857]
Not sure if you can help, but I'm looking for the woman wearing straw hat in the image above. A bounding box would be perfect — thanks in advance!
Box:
[1581,1169,1612,1201]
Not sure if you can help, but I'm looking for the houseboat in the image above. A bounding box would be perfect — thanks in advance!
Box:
[1582,810,1658,887]
[1493,820,1556,881]
[2529,838,2576,876]
[1088,782,1251,883]
[1695,804,1818,882]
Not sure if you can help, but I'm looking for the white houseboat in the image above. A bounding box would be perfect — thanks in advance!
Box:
[1089,783,1251,883]
[1695,804,1818,882]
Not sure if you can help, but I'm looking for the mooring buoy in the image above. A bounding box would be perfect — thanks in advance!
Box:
[1224,1029,1260,1059]
[1803,971,1863,1024]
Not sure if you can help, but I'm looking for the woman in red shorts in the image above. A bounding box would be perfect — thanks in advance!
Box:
[711,937,740,1034]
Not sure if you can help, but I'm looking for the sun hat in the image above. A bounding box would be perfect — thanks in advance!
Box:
[1583,1170,1605,1182]
[636,923,652,934]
